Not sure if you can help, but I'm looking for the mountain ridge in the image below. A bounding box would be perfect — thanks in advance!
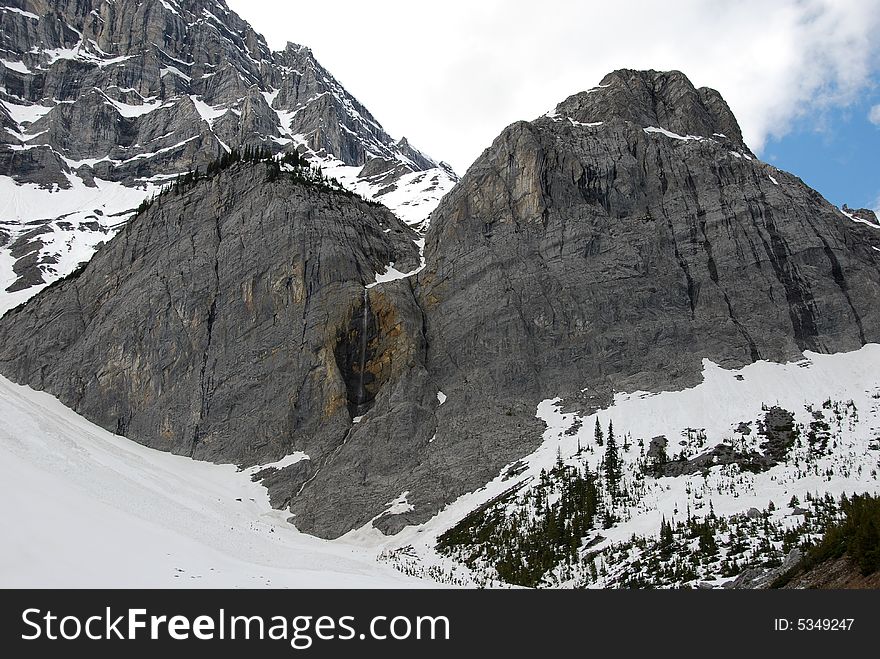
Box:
[0,0,456,311]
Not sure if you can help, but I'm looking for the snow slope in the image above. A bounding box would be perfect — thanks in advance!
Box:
[3,343,879,588]
[0,175,160,315]
[0,375,426,588]
[320,157,456,228]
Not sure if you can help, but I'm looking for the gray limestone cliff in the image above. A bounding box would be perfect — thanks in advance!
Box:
[2,68,880,539]
[294,69,880,537]
[0,163,422,513]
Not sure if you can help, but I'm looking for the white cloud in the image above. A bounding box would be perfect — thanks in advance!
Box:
[870,105,880,126]
[226,0,880,173]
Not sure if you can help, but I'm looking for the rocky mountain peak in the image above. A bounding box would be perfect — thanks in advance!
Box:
[0,0,456,310]
[281,41,311,53]
[552,68,750,154]
[842,204,879,226]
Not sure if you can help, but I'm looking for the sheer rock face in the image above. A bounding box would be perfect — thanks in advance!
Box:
[0,164,422,502]
[419,72,880,406]
[3,67,880,539]
[292,70,880,538]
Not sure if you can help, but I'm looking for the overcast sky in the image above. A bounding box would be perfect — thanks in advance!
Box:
[225,0,880,209]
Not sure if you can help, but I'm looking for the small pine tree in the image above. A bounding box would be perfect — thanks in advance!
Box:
[660,516,674,559]
[698,523,718,558]
[594,418,604,446]
[604,421,620,496]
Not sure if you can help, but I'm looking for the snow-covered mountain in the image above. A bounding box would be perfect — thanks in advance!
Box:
[0,0,456,313]
[2,17,879,589]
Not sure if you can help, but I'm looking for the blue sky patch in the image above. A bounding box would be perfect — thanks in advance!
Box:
[761,83,880,215]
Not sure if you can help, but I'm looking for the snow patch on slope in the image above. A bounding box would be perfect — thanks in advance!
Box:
[840,207,880,229]
[246,452,310,474]
[359,345,880,586]
[1,99,53,124]
[0,175,160,314]
[304,155,456,228]
[644,126,703,141]
[0,175,151,223]
[0,376,423,588]
[0,5,39,19]
[189,94,228,126]
[1,59,31,74]
[103,94,166,118]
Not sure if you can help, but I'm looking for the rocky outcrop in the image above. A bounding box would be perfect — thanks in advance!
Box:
[842,204,879,226]
[554,69,751,154]
[726,549,803,589]
[0,163,421,501]
[775,555,880,589]
[644,406,798,479]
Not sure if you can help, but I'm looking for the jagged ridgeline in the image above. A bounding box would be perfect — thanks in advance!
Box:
[3,65,880,542]
[0,0,457,300]
[135,146,378,212]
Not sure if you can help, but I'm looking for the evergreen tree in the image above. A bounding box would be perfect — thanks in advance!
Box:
[594,418,604,446]
[698,522,718,558]
[604,420,620,496]
[660,516,674,559]
[265,160,279,182]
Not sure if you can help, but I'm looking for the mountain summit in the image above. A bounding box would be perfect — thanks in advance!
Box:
[552,69,751,153]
